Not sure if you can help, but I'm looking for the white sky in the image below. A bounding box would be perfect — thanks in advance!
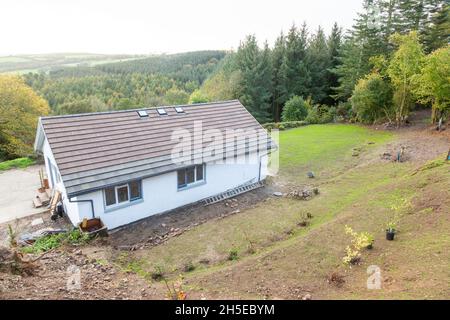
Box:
[0,0,363,55]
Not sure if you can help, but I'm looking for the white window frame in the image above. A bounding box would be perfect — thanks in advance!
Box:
[177,164,205,190]
[104,180,142,209]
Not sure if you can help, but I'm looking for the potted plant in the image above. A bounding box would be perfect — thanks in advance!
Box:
[386,221,396,241]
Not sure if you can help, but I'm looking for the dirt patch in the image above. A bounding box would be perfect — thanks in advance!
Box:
[109,186,273,248]
[0,245,160,299]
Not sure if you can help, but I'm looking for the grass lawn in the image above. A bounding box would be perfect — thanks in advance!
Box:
[278,124,392,184]
[0,157,35,171]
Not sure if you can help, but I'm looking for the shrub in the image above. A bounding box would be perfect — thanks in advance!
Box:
[281,96,309,122]
[21,229,90,254]
[151,265,165,281]
[183,261,196,272]
[351,72,393,124]
[305,107,320,124]
[262,121,308,131]
[343,226,374,265]
[228,248,239,261]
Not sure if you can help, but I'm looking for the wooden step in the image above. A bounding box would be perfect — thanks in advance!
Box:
[33,197,43,208]
[37,191,50,206]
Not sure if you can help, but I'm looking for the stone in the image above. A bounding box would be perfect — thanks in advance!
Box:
[31,218,44,226]
[302,294,312,300]
[273,192,283,197]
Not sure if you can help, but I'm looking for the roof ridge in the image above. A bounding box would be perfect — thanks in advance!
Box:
[40,99,240,120]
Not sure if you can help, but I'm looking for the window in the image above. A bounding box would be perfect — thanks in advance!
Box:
[117,185,129,203]
[104,180,142,208]
[175,107,184,113]
[129,181,141,200]
[105,187,116,206]
[177,164,205,189]
[137,110,148,117]
[157,108,167,115]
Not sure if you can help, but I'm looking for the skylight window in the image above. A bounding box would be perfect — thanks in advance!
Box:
[157,108,167,115]
[175,107,185,113]
[137,110,148,117]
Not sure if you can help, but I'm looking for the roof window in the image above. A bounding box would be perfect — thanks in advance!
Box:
[137,110,148,117]
[157,108,167,115]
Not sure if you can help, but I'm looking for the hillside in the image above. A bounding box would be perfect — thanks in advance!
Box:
[0,53,140,74]
[1,114,448,300]
[17,51,227,115]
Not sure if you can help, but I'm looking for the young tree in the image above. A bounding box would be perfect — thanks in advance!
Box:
[351,72,394,123]
[413,45,450,122]
[0,75,50,159]
[281,96,309,122]
[387,31,425,126]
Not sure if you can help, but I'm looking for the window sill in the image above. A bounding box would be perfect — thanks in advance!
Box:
[104,198,144,213]
[177,180,206,192]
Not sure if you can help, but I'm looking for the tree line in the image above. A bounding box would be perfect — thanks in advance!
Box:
[196,0,449,124]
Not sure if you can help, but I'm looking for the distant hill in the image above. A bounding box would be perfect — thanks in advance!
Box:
[96,50,226,75]
[0,53,142,73]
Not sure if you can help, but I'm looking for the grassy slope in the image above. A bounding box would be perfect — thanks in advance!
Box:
[0,157,35,171]
[116,124,449,299]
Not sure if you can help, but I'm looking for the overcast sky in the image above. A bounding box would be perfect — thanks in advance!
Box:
[1,0,363,56]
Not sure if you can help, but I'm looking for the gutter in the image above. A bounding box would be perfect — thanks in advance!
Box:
[68,197,95,220]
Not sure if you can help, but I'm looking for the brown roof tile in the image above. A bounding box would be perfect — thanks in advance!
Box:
[38,100,273,196]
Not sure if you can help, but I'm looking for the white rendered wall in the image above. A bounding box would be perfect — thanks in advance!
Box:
[75,152,269,230]
[42,139,81,225]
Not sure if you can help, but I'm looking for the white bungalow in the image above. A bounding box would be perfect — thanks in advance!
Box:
[34,100,273,230]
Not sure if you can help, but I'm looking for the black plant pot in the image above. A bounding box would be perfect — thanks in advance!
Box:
[386,230,395,241]
[367,243,373,249]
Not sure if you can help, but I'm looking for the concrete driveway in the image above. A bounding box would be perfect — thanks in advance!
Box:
[0,164,48,224]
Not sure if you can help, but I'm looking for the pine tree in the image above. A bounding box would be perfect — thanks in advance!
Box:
[285,23,310,99]
[333,0,386,101]
[308,26,330,104]
[325,23,343,105]
[271,32,289,121]
[422,2,450,52]
[235,35,272,122]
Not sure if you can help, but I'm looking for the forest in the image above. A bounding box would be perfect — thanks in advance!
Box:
[0,0,448,160]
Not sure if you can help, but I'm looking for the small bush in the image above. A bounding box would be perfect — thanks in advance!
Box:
[228,248,239,261]
[151,265,165,281]
[262,121,308,131]
[305,107,320,124]
[281,96,309,122]
[21,229,90,254]
[183,261,196,272]
[343,226,374,266]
